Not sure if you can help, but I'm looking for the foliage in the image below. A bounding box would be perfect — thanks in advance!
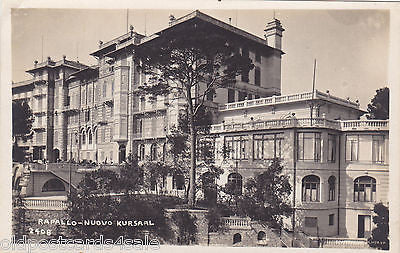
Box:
[12,100,34,140]
[368,202,389,250]
[67,164,179,241]
[12,196,29,239]
[367,87,389,120]
[171,211,197,245]
[12,100,34,162]
[235,159,293,228]
[134,23,253,206]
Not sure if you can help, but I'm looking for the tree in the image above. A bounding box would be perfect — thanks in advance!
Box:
[12,100,34,162]
[171,211,197,245]
[367,87,389,120]
[235,159,293,228]
[368,202,389,250]
[135,23,253,206]
[67,160,180,241]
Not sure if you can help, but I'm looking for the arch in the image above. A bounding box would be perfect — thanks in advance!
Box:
[328,176,336,201]
[302,175,320,202]
[227,172,243,195]
[354,176,376,202]
[150,143,157,161]
[53,148,60,161]
[233,233,242,244]
[257,231,266,241]
[42,178,65,192]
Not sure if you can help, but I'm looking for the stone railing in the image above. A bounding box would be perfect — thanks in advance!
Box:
[211,118,388,133]
[317,237,369,249]
[211,118,341,133]
[218,90,359,111]
[340,120,389,131]
[23,198,68,211]
[221,216,251,229]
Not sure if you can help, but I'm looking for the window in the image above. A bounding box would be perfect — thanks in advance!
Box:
[302,175,320,202]
[162,143,167,161]
[328,176,336,201]
[82,132,86,145]
[298,132,321,162]
[42,179,65,192]
[224,136,249,160]
[354,176,376,202]
[257,231,266,241]
[255,50,261,63]
[103,82,107,98]
[206,89,214,101]
[140,97,146,111]
[233,233,242,244]
[372,135,385,163]
[346,135,359,161]
[305,217,318,228]
[150,143,157,161]
[329,214,334,226]
[241,47,249,82]
[253,133,283,160]
[173,174,185,190]
[238,91,247,101]
[138,144,145,160]
[54,131,58,145]
[88,130,93,144]
[227,173,243,195]
[328,134,336,162]
[228,89,235,103]
[255,67,261,86]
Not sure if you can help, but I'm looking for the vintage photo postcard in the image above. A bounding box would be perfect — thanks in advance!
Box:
[1,0,399,252]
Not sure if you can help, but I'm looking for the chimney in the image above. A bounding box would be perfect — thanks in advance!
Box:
[264,18,285,50]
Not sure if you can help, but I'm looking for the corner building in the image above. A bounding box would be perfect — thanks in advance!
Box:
[12,11,388,240]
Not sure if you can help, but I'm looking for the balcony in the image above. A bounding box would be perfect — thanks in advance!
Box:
[63,104,79,113]
[211,118,388,133]
[218,90,360,111]
[32,122,46,130]
[221,216,251,230]
[23,197,68,211]
[340,120,389,131]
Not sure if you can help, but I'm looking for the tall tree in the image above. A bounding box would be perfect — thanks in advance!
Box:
[367,87,389,120]
[368,202,389,250]
[135,24,253,206]
[12,100,34,161]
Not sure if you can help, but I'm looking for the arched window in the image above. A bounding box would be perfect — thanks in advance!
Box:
[42,178,65,192]
[150,144,157,161]
[82,131,86,145]
[233,233,242,244]
[257,231,266,241]
[328,176,336,201]
[302,175,320,202]
[138,144,145,160]
[173,174,185,190]
[354,176,376,202]
[227,173,243,195]
[88,130,93,144]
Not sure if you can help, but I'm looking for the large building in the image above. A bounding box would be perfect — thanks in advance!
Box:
[12,10,388,242]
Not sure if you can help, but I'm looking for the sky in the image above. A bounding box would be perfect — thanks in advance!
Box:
[11,8,389,110]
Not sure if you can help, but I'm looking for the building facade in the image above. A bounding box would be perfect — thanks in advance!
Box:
[12,10,389,241]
